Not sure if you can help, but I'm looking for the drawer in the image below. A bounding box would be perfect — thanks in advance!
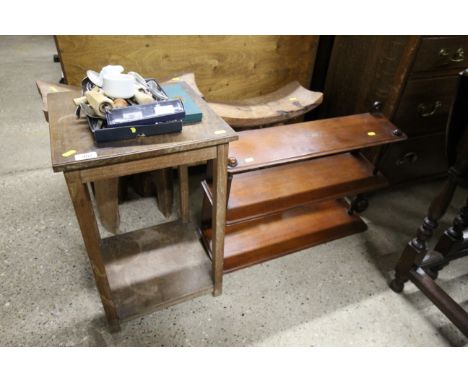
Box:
[393,76,458,136]
[412,37,468,72]
[378,133,448,184]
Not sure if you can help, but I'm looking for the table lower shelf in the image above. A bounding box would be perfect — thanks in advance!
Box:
[201,199,367,272]
[101,221,213,321]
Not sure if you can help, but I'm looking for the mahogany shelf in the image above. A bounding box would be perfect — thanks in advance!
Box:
[202,152,388,225]
[201,199,367,272]
[227,113,405,174]
[101,221,212,321]
[200,112,406,272]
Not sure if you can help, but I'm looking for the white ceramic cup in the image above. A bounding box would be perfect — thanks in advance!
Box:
[102,73,135,99]
[87,65,125,87]
[100,65,124,79]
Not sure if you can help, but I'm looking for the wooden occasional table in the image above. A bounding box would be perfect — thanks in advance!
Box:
[47,83,238,331]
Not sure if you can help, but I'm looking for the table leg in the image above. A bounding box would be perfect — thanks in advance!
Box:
[94,178,120,234]
[178,165,190,223]
[154,168,174,218]
[65,171,120,331]
[390,178,457,293]
[212,144,228,296]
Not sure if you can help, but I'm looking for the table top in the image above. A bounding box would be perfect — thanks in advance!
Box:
[48,82,238,172]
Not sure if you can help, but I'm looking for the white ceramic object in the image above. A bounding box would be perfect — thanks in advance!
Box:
[102,73,135,99]
[86,70,102,87]
[87,65,125,87]
[100,65,124,78]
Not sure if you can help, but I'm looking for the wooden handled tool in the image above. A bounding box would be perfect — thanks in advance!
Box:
[73,96,87,106]
[134,88,154,105]
[84,87,114,117]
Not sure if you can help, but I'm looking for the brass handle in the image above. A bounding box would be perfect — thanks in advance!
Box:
[396,152,418,166]
[417,101,442,117]
[439,48,465,63]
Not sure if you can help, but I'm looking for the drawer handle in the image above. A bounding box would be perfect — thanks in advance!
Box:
[417,101,442,117]
[439,48,465,63]
[396,152,418,166]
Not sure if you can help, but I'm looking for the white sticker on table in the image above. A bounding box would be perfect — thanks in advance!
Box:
[75,152,98,161]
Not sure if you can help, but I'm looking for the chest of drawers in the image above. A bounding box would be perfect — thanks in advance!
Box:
[320,36,468,184]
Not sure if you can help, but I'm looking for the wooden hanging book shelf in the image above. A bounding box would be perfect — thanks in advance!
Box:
[200,112,407,272]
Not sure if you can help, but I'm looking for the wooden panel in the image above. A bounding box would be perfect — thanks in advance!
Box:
[55,36,319,102]
[378,132,448,184]
[203,153,387,224]
[201,199,367,272]
[101,221,213,321]
[47,82,237,173]
[412,36,468,73]
[321,36,420,119]
[227,113,406,174]
[79,147,216,183]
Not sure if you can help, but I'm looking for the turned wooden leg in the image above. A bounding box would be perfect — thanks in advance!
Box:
[94,178,120,234]
[65,171,120,331]
[178,165,190,223]
[427,197,468,276]
[390,177,458,293]
[212,144,228,296]
[154,168,174,218]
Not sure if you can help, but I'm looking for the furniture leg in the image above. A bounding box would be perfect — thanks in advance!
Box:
[427,197,468,276]
[94,178,120,234]
[390,177,458,292]
[348,193,369,215]
[211,144,228,296]
[409,268,468,337]
[178,165,190,223]
[372,144,390,175]
[64,171,120,331]
[154,168,174,218]
[118,176,129,203]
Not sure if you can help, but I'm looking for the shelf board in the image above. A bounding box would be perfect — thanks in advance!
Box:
[201,199,366,272]
[203,153,387,225]
[101,221,213,321]
[228,113,406,174]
